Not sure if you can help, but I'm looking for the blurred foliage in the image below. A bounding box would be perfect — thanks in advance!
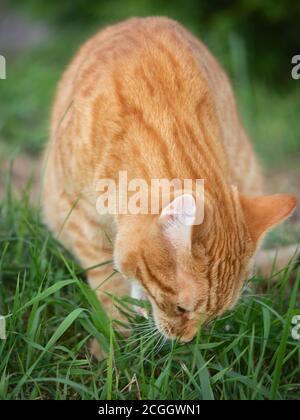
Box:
[0,29,88,156]
[1,0,300,161]
[9,0,300,84]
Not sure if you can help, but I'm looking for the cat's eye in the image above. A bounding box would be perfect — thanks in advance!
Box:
[176,305,188,314]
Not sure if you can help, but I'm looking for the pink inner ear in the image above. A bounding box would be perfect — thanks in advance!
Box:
[160,194,196,224]
[159,194,196,249]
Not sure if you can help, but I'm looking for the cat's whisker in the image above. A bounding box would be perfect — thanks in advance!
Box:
[155,336,168,355]
[143,330,161,358]
[151,334,163,356]
[118,326,157,348]
[129,322,154,335]
[129,322,151,330]
[136,326,159,346]
[118,330,151,342]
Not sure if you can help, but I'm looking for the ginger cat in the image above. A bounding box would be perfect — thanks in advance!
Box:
[42,17,297,356]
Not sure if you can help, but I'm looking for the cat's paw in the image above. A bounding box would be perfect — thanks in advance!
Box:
[89,338,107,361]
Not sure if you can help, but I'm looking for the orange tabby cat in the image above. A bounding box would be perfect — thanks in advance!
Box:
[42,17,297,356]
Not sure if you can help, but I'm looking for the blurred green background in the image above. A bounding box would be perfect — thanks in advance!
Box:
[0,0,299,205]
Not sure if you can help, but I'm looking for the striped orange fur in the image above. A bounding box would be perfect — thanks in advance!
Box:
[42,17,297,353]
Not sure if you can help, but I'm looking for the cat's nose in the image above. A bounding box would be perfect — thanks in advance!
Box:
[176,302,195,313]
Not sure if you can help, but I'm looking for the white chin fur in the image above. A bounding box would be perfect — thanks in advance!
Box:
[131,281,148,318]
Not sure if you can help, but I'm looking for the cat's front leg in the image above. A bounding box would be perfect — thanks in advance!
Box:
[87,268,131,360]
[51,210,131,359]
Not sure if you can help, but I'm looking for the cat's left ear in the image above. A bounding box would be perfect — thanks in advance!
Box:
[158,194,196,250]
[240,193,297,243]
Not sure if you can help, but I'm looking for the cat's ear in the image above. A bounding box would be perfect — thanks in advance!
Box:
[158,194,196,250]
[240,193,297,243]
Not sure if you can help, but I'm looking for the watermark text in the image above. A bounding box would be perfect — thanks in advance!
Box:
[95,171,205,225]
[0,55,6,80]
[292,315,300,340]
[292,55,300,80]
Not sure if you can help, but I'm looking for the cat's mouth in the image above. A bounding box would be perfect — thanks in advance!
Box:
[131,287,199,342]
[151,302,204,343]
[155,320,197,343]
[151,307,196,343]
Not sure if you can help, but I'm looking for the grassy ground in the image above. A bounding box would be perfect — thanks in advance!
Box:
[0,14,300,400]
[0,179,300,399]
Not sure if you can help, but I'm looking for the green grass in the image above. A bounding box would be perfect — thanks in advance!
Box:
[0,28,90,158]
[0,180,300,400]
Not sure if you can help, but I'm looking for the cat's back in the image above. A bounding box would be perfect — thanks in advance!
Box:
[49,17,262,196]
[51,17,208,131]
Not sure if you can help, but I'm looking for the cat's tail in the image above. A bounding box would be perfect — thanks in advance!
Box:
[254,244,300,277]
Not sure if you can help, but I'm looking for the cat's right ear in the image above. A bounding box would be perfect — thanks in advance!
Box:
[158,194,196,250]
[240,193,297,243]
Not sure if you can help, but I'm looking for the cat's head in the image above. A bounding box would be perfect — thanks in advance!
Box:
[115,190,297,342]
